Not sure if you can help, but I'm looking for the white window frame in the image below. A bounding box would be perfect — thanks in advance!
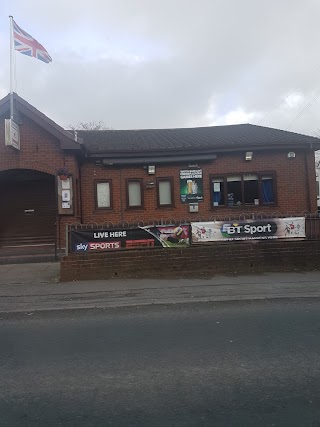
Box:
[96,180,112,209]
[127,179,143,208]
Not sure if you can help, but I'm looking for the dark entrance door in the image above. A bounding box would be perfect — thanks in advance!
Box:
[0,170,56,247]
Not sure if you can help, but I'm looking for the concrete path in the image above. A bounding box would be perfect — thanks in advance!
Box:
[0,264,320,313]
[0,262,60,285]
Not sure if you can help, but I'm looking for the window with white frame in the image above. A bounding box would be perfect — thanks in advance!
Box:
[96,181,111,209]
[127,180,143,208]
[157,178,173,206]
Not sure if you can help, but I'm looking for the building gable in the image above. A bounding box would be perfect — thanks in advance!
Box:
[0,93,83,152]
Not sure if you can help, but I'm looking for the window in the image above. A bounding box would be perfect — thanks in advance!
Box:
[96,180,112,209]
[157,178,174,207]
[127,179,143,208]
[212,178,225,206]
[211,173,276,207]
[244,174,259,204]
[261,175,275,204]
[227,176,242,206]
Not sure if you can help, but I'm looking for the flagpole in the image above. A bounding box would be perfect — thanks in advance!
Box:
[9,15,14,120]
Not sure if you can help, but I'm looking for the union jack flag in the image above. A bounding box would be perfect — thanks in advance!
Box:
[13,20,52,64]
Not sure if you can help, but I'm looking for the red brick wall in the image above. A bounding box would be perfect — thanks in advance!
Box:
[60,239,320,282]
[0,110,317,250]
[80,148,317,225]
[0,114,80,248]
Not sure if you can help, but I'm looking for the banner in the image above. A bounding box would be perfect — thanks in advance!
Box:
[191,217,305,242]
[71,225,190,253]
[180,169,203,203]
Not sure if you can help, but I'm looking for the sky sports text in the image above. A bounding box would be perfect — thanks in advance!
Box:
[76,242,121,251]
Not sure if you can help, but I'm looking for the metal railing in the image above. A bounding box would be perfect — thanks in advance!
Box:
[65,211,320,255]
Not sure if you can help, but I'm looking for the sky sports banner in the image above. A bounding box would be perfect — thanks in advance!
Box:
[191,217,306,242]
[71,225,190,253]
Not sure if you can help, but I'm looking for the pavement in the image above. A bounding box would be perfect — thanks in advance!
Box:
[0,262,60,285]
[0,262,320,313]
[1,299,320,425]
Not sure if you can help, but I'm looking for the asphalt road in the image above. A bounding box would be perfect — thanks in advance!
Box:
[1,299,320,426]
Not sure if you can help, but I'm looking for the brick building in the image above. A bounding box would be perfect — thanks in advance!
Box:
[1,93,319,256]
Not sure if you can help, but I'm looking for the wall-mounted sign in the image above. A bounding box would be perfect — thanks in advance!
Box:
[180,169,203,203]
[5,119,20,150]
[62,190,71,202]
[70,225,190,253]
[57,177,74,215]
[61,179,71,190]
[191,217,306,243]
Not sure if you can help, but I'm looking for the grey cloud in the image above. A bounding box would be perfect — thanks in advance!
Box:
[1,0,320,134]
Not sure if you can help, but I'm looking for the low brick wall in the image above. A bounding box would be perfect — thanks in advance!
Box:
[60,240,320,282]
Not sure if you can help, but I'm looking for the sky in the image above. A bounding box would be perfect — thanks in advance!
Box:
[1,0,320,135]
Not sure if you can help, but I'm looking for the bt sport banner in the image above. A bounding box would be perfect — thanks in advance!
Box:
[71,225,190,253]
[191,217,306,242]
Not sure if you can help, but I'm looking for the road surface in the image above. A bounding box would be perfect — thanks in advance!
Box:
[0,299,320,426]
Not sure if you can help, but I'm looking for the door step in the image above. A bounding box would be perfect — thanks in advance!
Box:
[0,253,59,265]
[0,244,63,264]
